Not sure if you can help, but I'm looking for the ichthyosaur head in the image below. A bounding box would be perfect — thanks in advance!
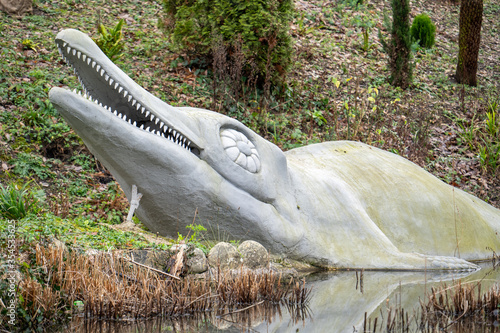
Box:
[49,29,500,271]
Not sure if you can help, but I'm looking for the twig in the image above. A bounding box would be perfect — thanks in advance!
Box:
[217,300,265,317]
[123,258,181,280]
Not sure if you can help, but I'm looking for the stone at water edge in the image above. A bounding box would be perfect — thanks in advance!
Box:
[208,242,241,270]
[186,247,208,274]
[238,240,269,269]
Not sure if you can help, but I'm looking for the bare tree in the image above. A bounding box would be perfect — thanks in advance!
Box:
[455,0,483,86]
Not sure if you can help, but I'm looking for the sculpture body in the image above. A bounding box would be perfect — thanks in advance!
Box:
[49,29,500,270]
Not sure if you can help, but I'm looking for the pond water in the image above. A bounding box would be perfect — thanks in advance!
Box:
[63,263,500,332]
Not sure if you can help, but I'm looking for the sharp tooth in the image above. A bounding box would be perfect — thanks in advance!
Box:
[133,121,137,126]
[168,128,173,134]
[172,130,177,137]
[62,42,68,48]
[132,100,137,107]
[115,82,119,89]
[113,110,118,116]
[128,118,132,124]
[105,74,109,82]
[77,51,81,59]
[96,64,101,72]
[118,87,123,94]
[72,49,76,56]
[146,126,151,132]
[160,132,165,138]
[109,78,114,86]
[83,92,87,98]
[187,140,191,147]
[141,107,146,113]
[118,113,122,118]
[66,46,71,54]
[100,69,105,76]
[99,102,103,107]
[145,111,150,117]
[82,54,87,62]
[155,118,160,125]
[91,61,96,68]
[58,47,62,55]
[87,57,91,65]
[160,121,164,128]
[150,114,155,121]
[140,124,144,129]
[72,88,77,93]
[122,114,127,120]
[123,90,128,97]
[128,95,132,102]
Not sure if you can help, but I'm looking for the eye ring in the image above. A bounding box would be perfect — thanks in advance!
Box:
[220,128,261,173]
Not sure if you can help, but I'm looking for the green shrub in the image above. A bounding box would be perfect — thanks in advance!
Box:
[93,19,125,62]
[410,14,436,49]
[161,0,293,89]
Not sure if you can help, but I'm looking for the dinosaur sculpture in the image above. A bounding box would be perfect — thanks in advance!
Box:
[49,29,500,270]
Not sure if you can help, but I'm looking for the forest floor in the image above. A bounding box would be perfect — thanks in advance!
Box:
[0,0,499,240]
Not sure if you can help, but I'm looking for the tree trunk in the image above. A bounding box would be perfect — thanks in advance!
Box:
[455,0,483,86]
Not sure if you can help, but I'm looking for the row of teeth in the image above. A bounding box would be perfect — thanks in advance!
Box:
[57,42,192,151]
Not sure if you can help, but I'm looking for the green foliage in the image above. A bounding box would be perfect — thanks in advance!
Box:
[10,153,55,180]
[453,99,500,174]
[161,0,293,88]
[22,39,40,52]
[0,182,42,219]
[177,223,206,243]
[410,14,436,49]
[93,19,125,62]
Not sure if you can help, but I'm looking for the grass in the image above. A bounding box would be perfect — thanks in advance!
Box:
[0,181,41,219]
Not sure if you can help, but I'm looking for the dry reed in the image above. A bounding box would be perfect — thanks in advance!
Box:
[17,243,310,326]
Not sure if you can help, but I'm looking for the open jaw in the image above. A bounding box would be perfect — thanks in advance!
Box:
[55,37,200,156]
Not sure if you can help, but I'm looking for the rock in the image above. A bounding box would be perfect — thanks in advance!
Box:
[0,0,32,15]
[208,242,241,269]
[186,247,208,274]
[238,240,269,269]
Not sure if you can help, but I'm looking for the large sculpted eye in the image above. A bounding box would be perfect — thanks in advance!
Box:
[220,128,261,173]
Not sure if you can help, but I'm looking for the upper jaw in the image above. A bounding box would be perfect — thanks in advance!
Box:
[53,29,202,155]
